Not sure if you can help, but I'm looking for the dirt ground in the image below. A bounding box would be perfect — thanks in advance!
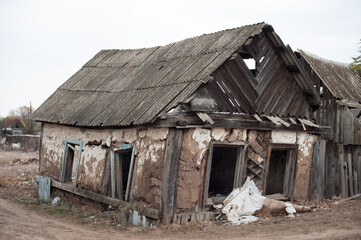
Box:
[0,150,360,240]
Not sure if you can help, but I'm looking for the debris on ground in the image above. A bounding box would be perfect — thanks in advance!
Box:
[214,177,311,225]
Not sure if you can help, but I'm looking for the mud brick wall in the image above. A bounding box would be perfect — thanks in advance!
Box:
[40,123,169,209]
[175,128,318,212]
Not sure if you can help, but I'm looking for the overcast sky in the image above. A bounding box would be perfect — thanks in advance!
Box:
[0,0,360,117]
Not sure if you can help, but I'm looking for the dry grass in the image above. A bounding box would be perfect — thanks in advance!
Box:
[0,151,38,165]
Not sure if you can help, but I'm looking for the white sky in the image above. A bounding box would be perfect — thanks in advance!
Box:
[0,0,360,117]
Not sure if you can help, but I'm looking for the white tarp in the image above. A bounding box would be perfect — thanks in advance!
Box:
[217,177,297,224]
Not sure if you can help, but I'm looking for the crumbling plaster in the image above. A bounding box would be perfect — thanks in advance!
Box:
[176,128,318,212]
[40,123,168,208]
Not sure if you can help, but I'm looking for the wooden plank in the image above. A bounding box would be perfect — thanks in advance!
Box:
[352,147,359,194]
[325,141,335,198]
[125,146,136,202]
[203,142,214,207]
[316,140,326,201]
[50,178,160,219]
[115,153,123,200]
[101,151,111,195]
[347,152,354,196]
[334,144,341,196]
[341,147,348,197]
[161,129,183,224]
[110,150,115,199]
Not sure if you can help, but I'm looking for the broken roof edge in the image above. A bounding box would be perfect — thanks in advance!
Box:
[298,49,361,103]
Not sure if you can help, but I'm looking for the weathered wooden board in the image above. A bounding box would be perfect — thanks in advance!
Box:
[161,129,183,224]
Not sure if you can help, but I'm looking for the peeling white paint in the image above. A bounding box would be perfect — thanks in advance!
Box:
[297,132,316,158]
[271,130,297,144]
[192,128,211,165]
[211,128,229,141]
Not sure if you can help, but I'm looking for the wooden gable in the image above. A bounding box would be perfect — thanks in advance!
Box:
[195,32,314,119]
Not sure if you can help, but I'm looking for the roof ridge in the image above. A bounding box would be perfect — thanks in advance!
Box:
[100,22,267,52]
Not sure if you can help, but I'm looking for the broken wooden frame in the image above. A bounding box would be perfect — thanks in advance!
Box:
[202,141,247,208]
[60,139,83,187]
[111,144,136,202]
[263,143,298,200]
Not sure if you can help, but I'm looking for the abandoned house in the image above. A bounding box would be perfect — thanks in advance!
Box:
[32,22,361,224]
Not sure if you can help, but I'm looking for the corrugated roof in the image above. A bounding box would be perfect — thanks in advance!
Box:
[32,23,267,127]
[299,50,361,103]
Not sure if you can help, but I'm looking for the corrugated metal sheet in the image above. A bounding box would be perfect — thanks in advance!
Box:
[32,23,267,127]
[299,50,361,102]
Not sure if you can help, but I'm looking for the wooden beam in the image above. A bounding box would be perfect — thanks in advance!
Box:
[49,177,160,219]
[336,100,361,108]
[161,129,183,224]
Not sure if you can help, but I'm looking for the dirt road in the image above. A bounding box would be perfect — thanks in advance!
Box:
[1,196,361,240]
[0,150,361,239]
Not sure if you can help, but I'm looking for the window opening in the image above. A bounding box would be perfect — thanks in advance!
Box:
[111,145,136,202]
[243,58,257,76]
[266,150,287,195]
[203,143,244,207]
[209,147,238,197]
[61,139,83,186]
[264,145,297,199]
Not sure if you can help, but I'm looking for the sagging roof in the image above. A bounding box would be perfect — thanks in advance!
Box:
[32,23,318,127]
[299,50,361,103]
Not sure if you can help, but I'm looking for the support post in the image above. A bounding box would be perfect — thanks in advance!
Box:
[161,129,182,224]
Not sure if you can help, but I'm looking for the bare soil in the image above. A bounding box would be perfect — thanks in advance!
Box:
[0,150,360,240]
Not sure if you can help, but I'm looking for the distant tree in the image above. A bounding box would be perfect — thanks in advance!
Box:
[350,40,361,74]
[6,104,40,134]
[5,116,23,129]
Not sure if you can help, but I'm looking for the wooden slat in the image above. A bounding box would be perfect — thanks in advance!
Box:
[50,177,160,219]
[325,141,335,198]
[316,140,326,201]
[347,152,354,196]
[161,129,183,224]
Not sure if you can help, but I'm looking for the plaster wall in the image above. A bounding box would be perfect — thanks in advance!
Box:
[40,123,168,209]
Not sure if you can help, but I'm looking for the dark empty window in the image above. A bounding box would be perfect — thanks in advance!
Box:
[203,143,244,206]
[266,150,287,195]
[208,147,238,196]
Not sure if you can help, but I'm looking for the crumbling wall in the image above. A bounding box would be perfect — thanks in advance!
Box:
[176,128,247,212]
[175,128,318,212]
[40,123,169,209]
